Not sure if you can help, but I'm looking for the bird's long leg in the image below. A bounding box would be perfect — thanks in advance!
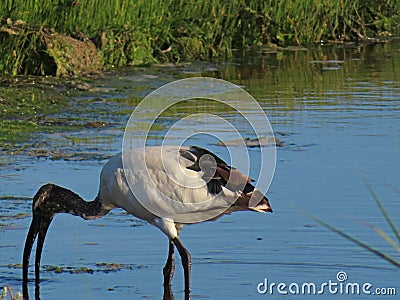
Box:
[163,239,175,300]
[163,239,175,286]
[172,237,191,299]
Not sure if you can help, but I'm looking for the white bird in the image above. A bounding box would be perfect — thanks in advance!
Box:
[22,145,272,299]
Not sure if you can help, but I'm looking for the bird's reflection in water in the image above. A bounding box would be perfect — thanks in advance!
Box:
[22,282,189,300]
[163,285,190,300]
[21,282,40,300]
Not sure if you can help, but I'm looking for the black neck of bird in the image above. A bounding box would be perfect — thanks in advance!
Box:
[66,193,104,220]
[34,184,105,220]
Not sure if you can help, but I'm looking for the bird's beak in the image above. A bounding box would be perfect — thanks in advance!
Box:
[22,212,53,298]
[248,190,273,213]
[250,201,273,213]
[249,190,272,213]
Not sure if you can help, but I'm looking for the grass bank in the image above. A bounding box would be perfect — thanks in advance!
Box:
[1,0,400,75]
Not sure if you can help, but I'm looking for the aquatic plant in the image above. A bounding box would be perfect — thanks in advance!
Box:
[1,0,400,75]
[0,287,22,300]
[310,180,400,268]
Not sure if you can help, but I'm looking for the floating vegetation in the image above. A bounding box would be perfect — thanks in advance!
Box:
[26,148,113,161]
[44,262,141,275]
[0,213,30,221]
[46,265,94,274]
[0,196,31,200]
[95,262,133,273]
[0,76,78,149]
[0,198,31,231]
[216,137,283,148]
[6,264,22,269]
[0,74,125,153]
[1,0,400,75]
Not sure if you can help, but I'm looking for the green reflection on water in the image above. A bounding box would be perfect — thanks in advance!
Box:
[1,41,400,155]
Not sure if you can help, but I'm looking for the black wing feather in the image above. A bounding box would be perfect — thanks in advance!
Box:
[180,146,255,195]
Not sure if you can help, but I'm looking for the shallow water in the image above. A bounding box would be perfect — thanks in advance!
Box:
[1,42,400,299]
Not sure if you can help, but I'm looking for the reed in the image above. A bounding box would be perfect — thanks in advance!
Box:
[1,0,400,75]
[0,287,21,300]
[310,180,400,268]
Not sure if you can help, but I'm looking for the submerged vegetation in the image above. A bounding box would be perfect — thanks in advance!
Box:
[45,262,138,274]
[1,0,400,75]
[0,76,80,149]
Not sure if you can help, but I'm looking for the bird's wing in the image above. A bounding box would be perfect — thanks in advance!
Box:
[103,146,272,224]
[179,146,251,193]
[179,146,272,214]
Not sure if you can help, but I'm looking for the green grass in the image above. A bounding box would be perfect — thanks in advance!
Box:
[1,0,400,75]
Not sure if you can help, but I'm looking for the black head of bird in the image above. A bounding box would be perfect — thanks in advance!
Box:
[22,183,103,296]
